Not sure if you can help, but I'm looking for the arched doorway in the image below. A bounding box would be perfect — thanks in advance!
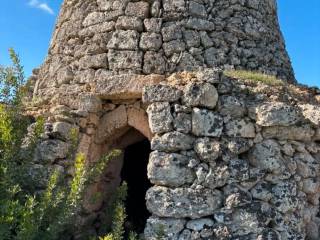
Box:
[121,138,152,234]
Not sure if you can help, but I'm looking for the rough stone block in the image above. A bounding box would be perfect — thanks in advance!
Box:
[143,85,182,103]
[115,16,143,32]
[148,151,195,187]
[225,119,256,138]
[163,0,186,12]
[248,139,285,174]
[192,108,223,137]
[173,113,192,133]
[182,82,218,109]
[144,216,186,240]
[78,54,108,69]
[36,140,69,163]
[186,18,215,31]
[151,131,195,151]
[147,102,173,134]
[163,40,186,57]
[256,102,301,127]
[144,18,162,33]
[108,50,143,71]
[161,24,182,42]
[146,186,223,218]
[125,1,150,18]
[107,30,140,50]
[143,51,167,74]
[262,125,315,141]
[139,32,162,51]
[194,138,220,162]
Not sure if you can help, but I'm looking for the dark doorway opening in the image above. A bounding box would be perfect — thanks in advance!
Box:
[121,138,152,234]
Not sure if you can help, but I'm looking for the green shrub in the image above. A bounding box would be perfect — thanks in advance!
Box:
[224,69,285,86]
[0,49,125,240]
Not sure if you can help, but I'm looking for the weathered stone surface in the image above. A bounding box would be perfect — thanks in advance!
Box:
[147,102,173,134]
[225,119,256,138]
[203,164,230,189]
[146,186,223,218]
[78,54,108,69]
[248,139,285,174]
[256,102,301,127]
[218,95,246,117]
[143,85,182,103]
[144,216,186,240]
[52,122,78,141]
[143,51,167,74]
[36,140,69,163]
[107,30,140,50]
[95,105,128,143]
[262,125,315,141]
[125,1,149,18]
[148,151,195,187]
[186,218,214,231]
[298,104,320,126]
[194,138,220,162]
[127,107,152,139]
[271,180,298,213]
[94,73,163,99]
[229,158,250,182]
[115,16,143,32]
[151,131,195,151]
[173,113,191,133]
[182,82,218,109]
[140,32,162,51]
[295,153,320,178]
[192,108,223,137]
[108,50,143,71]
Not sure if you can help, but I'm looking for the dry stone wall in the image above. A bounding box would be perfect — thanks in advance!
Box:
[142,70,320,240]
[25,68,320,239]
[33,0,295,104]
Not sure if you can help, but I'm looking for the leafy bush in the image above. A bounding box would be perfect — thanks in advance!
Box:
[0,49,126,240]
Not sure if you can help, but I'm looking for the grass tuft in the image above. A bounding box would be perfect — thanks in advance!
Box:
[224,70,285,86]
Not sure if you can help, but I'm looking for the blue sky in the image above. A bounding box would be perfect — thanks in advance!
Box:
[0,0,319,87]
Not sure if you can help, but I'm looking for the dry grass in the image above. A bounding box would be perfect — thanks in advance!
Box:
[224,70,285,86]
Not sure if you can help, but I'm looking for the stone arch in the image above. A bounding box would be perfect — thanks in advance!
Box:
[77,100,153,235]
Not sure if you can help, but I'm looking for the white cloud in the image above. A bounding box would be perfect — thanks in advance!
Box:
[28,0,54,15]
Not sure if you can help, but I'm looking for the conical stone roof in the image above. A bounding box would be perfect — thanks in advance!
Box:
[32,0,295,108]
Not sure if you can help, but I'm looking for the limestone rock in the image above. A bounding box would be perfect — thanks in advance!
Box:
[36,140,69,163]
[295,153,320,178]
[52,122,78,141]
[225,119,256,138]
[271,180,298,213]
[182,82,218,109]
[298,104,320,126]
[194,138,220,163]
[147,102,173,134]
[173,113,192,134]
[203,164,230,189]
[218,95,246,117]
[148,151,195,187]
[256,102,301,126]
[143,85,182,103]
[146,186,223,218]
[192,108,223,137]
[262,125,315,141]
[94,73,163,99]
[144,216,186,240]
[95,105,128,143]
[151,131,195,152]
[186,218,214,231]
[248,139,285,174]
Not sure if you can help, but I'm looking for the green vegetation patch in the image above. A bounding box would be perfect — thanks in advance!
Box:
[224,69,285,86]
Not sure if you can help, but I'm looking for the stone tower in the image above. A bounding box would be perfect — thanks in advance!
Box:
[26,0,320,239]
